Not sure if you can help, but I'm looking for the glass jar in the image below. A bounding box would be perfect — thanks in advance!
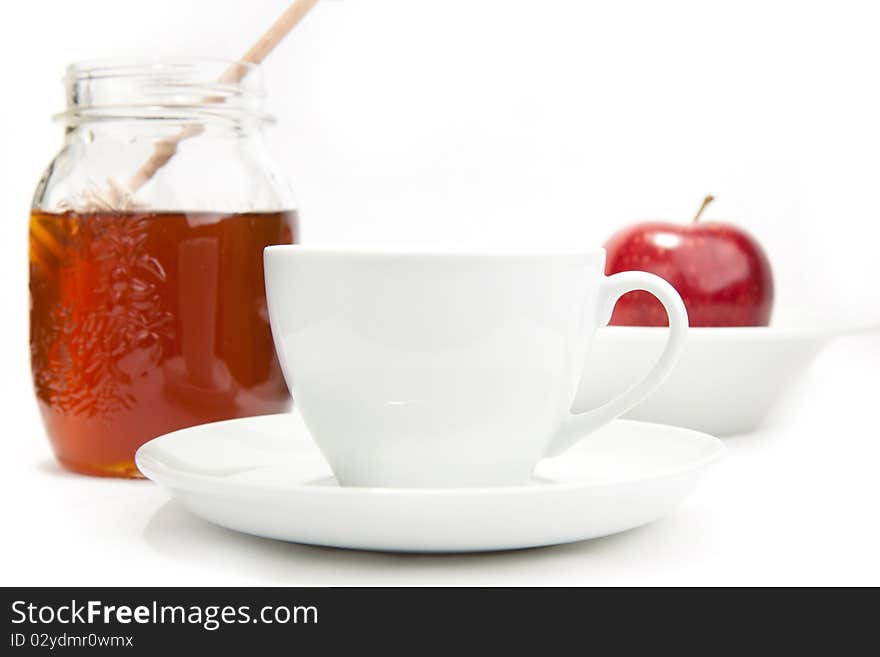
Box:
[29,58,297,477]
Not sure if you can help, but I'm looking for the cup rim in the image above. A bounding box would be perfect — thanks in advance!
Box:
[264,244,606,260]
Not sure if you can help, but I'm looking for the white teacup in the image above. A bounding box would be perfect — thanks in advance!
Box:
[264,246,687,488]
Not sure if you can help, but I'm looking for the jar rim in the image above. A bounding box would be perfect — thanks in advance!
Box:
[57,56,274,126]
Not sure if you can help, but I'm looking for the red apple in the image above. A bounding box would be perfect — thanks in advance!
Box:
[605,196,774,327]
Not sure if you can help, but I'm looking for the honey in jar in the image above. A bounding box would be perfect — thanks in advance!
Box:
[29,210,296,476]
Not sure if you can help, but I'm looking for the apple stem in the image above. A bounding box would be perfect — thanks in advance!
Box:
[693,195,715,223]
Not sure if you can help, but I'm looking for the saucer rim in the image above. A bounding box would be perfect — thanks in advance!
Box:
[597,325,836,342]
[135,413,726,498]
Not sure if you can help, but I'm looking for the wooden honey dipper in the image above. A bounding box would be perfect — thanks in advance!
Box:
[126,0,320,193]
[55,0,320,214]
[33,2,317,278]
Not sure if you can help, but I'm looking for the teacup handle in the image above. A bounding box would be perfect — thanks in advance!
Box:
[544,271,688,457]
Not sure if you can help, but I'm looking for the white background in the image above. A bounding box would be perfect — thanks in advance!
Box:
[1,0,879,586]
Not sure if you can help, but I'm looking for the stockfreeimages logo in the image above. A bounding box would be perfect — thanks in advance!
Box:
[11,600,318,632]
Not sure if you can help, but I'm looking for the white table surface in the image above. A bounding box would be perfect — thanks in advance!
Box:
[3,331,879,587]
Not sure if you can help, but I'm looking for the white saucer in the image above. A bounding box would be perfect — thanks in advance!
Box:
[135,412,725,553]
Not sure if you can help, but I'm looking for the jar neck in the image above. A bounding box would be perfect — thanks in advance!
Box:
[63,117,267,141]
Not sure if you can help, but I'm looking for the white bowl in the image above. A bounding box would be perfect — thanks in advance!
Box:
[574,324,874,436]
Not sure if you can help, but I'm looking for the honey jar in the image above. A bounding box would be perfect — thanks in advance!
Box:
[29,58,297,476]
